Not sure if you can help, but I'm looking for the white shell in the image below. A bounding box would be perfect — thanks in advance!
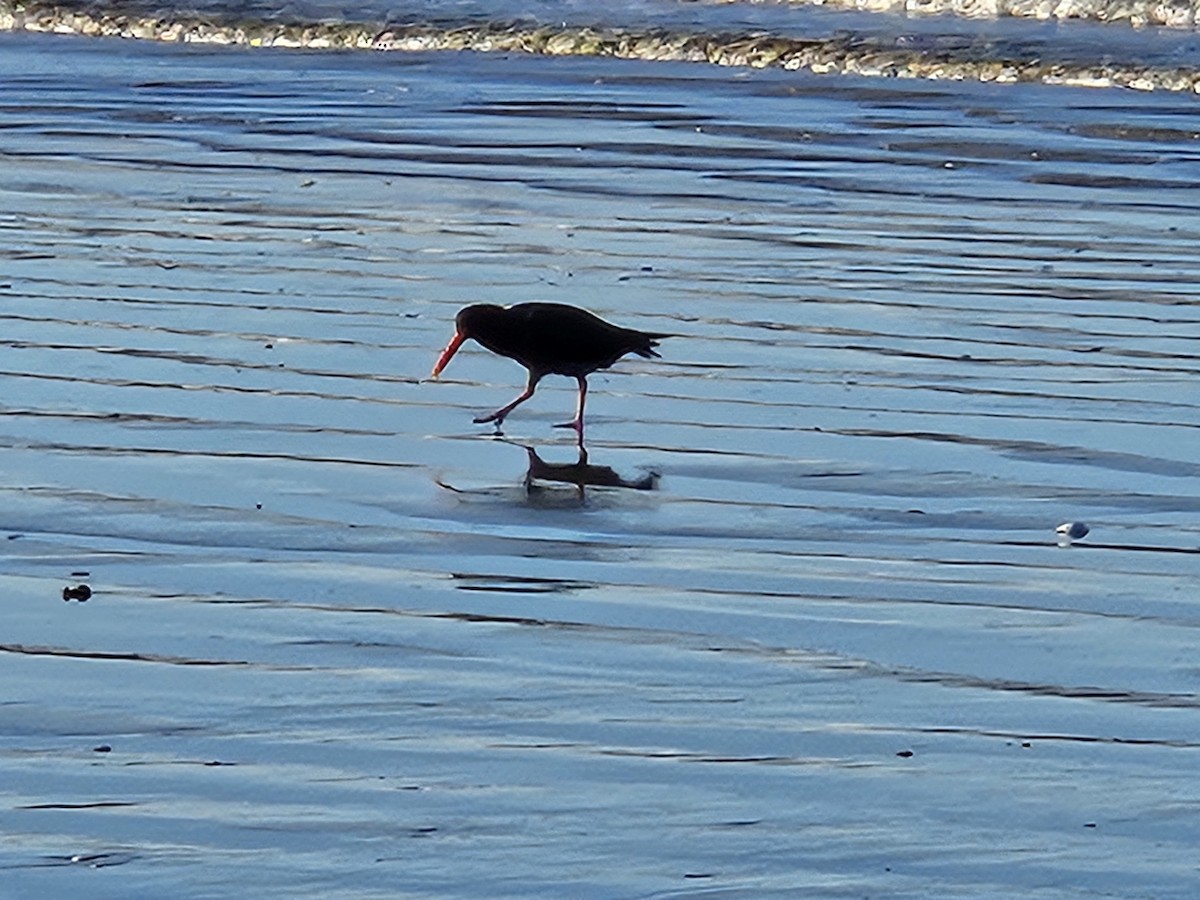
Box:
[1055,522,1090,540]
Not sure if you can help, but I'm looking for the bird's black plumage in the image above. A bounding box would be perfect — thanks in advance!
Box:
[432,302,670,440]
[456,302,665,376]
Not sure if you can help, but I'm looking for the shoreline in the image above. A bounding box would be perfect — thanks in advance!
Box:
[2,1,1199,92]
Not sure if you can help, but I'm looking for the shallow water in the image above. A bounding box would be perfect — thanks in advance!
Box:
[2,25,1200,899]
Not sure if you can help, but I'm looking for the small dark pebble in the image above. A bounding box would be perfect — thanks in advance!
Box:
[93,745,112,753]
[1084,822,1097,828]
[255,503,262,510]
[896,749,914,758]
[62,584,92,602]
[1022,742,1032,748]
[71,571,90,577]
[265,343,273,350]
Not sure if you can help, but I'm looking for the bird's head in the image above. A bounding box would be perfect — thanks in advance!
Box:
[431,304,503,377]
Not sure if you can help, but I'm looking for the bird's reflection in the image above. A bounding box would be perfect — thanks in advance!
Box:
[520,443,658,505]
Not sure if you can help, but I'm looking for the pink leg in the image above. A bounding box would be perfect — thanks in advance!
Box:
[475,371,541,429]
[553,376,588,444]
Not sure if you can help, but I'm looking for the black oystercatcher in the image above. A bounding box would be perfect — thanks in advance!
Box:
[431,302,669,438]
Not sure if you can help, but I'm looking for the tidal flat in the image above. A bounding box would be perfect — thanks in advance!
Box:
[1,25,1199,899]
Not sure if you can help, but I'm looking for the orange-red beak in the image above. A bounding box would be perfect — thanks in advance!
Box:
[431,330,466,378]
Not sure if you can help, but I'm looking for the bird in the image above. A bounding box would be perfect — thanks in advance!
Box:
[431,302,670,440]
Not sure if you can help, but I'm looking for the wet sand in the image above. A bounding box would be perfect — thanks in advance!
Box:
[2,29,1199,899]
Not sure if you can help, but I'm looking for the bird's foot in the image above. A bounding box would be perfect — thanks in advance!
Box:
[472,412,506,435]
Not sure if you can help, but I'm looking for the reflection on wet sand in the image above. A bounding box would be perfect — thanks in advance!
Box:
[436,441,659,506]
[523,445,659,504]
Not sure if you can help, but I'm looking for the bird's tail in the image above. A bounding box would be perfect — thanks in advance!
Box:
[635,332,673,359]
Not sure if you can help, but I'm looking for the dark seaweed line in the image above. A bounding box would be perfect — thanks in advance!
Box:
[17,801,138,810]
[896,667,1200,708]
[711,645,1200,711]
[5,146,660,197]
[0,641,251,667]
[646,377,1200,416]
[0,367,420,406]
[0,406,394,437]
[664,490,1200,540]
[681,582,1200,628]
[0,339,420,385]
[828,343,1200,376]
[206,597,1200,714]
[685,317,1200,352]
[643,388,1200,428]
[882,724,1200,749]
[616,419,1200,481]
[3,2,1200,91]
[696,336,1200,375]
[999,539,1200,555]
[2,279,406,318]
[0,312,402,351]
[0,853,137,871]
[0,438,420,469]
[828,427,1200,477]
